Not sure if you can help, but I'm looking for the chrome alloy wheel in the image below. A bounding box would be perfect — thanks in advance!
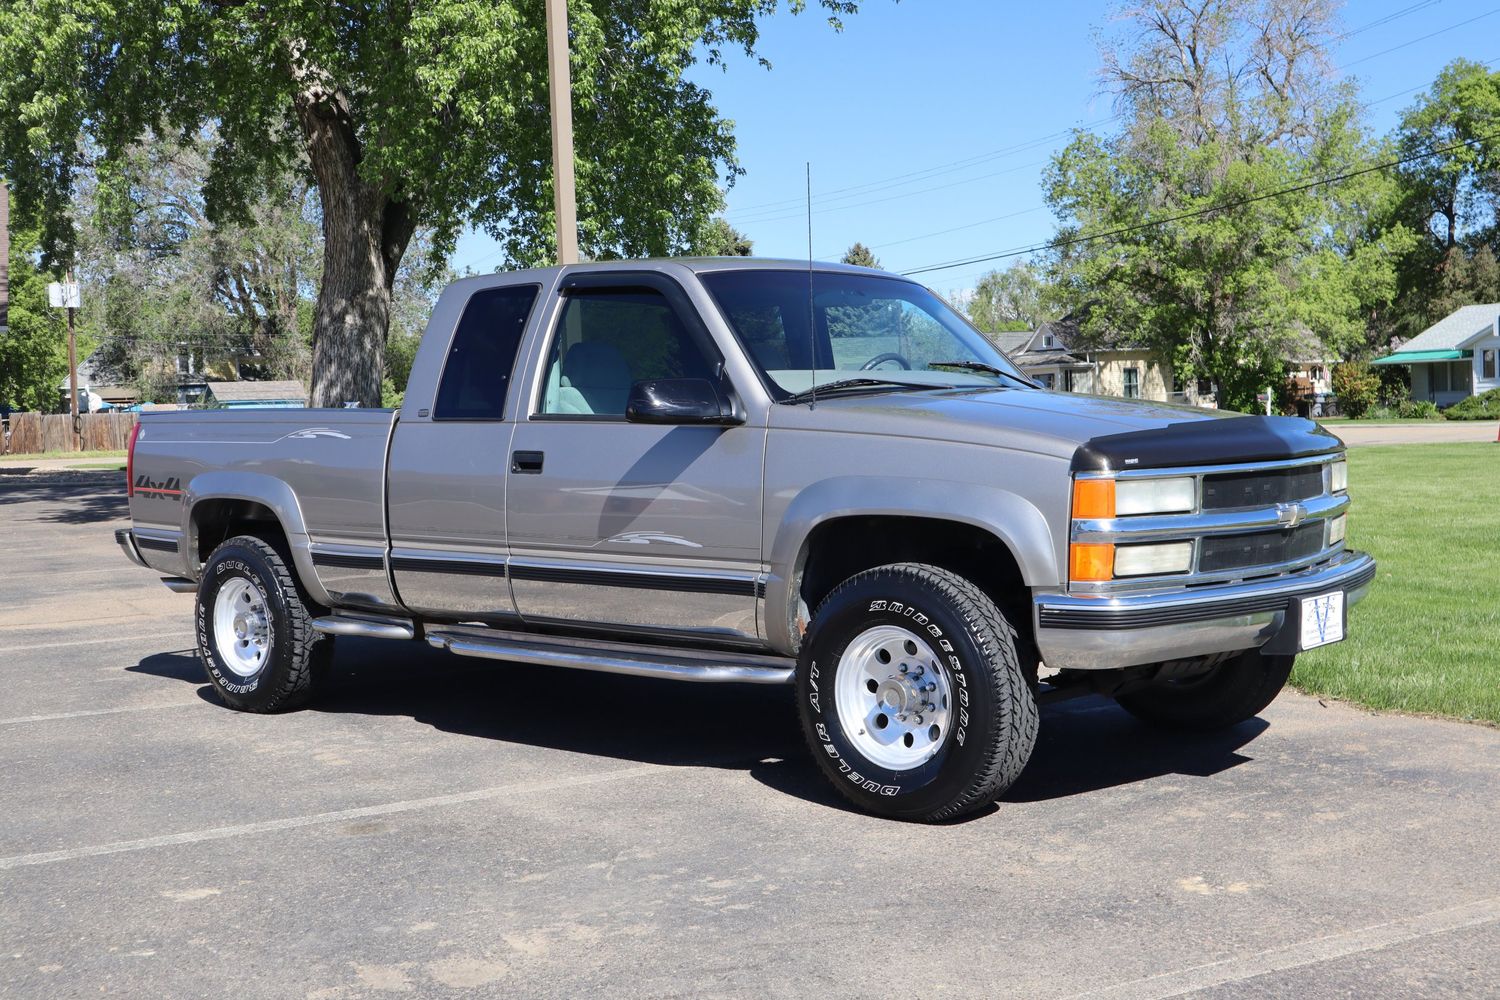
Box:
[213,577,271,677]
[834,624,952,770]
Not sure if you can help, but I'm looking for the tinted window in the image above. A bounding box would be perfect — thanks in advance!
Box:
[433,285,539,420]
[539,288,716,416]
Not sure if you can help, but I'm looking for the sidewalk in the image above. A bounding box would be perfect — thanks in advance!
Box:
[0,455,126,474]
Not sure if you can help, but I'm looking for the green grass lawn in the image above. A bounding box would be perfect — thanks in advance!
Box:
[1292,443,1500,724]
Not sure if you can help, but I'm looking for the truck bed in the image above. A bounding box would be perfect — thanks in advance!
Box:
[128,408,397,584]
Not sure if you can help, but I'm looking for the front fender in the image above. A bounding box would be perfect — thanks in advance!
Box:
[764,476,1061,652]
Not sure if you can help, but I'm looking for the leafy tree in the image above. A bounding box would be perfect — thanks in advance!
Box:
[691,217,754,256]
[841,242,881,269]
[1044,0,1413,411]
[967,260,1053,332]
[0,0,859,407]
[1389,60,1500,336]
[0,222,68,412]
[1331,361,1380,419]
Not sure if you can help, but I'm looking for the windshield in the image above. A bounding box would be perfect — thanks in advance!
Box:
[698,269,1031,400]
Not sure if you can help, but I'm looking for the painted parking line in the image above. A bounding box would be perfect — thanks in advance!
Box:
[0,631,193,653]
[1065,895,1500,1000]
[0,701,204,727]
[0,764,669,871]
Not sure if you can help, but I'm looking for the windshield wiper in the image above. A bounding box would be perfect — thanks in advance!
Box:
[780,377,953,406]
[927,360,1038,388]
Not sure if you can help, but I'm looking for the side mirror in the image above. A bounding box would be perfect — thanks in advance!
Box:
[625,378,744,426]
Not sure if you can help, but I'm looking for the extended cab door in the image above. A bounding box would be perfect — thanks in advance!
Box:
[385,280,542,620]
[505,271,765,641]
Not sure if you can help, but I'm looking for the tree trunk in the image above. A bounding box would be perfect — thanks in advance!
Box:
[295,87,415,408]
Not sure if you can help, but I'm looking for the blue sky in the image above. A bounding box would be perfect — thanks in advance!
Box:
[450,0,1499,294]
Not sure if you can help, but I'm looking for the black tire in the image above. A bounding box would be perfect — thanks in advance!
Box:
[195,535,326,713]
[1115,649,1294,732]
[795,563,1038,822]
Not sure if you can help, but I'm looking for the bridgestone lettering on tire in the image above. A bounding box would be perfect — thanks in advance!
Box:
[195,535,326,713]
[795,562,1039,822]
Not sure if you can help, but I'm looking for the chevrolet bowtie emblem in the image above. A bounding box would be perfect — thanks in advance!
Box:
[1276,502,1307,528]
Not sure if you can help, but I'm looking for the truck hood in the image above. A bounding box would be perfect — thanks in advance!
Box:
[795,388,1342,470]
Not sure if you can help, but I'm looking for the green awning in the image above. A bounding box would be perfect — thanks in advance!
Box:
[1371,349,1473,365]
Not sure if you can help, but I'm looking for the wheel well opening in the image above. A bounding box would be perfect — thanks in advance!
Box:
[796,515,1032,650]
[192,499,285,567]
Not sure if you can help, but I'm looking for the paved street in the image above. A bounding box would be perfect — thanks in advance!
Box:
[2,471,1497,999]
[1329,421,1498,447]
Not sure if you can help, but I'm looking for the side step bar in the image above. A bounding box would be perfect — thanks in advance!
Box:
[426,627,795,685]
[161,577,197,594]
[311,614,417,641]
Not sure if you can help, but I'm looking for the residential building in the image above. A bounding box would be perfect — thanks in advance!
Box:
[997,316,1217,406]
[1372,303,1499,406]
[205,380,307,408]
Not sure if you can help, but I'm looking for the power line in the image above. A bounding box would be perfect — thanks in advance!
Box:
[899,130,1500,277]
[1341,5,1500,69]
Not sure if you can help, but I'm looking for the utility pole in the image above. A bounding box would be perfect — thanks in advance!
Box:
[48,273,82,449]
[67,269,79,449]
[545,0,579,265]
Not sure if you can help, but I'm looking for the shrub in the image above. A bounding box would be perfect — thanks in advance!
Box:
[1444,388,1500,420]
[1332,362,1381,418]
[1397,399,1441,420]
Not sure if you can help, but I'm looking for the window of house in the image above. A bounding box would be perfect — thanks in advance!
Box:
[1484,350,1497,381]
[1453,360,1472,393]
[1196,377,1213,396]
[1432,364,1450,393]
[1043,334,1055,348]
[538,287,716,417]
[432,285,540,420]
[1123,366,1141,399]
[1036,373,1054,389]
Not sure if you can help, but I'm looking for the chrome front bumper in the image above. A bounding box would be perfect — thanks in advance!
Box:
[1033,550,1376,671]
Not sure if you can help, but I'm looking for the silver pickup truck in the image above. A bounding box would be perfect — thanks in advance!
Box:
[118,259,1373,821]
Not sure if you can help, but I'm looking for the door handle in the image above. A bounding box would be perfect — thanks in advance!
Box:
[511,450,545,474]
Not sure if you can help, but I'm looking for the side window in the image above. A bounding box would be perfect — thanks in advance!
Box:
[539,288,716,416]
[1485,349,1497,381]
[433,286,539,420]
[1123,366,1141,399]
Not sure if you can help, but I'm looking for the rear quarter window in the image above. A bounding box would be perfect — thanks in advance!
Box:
[433,285,540,420]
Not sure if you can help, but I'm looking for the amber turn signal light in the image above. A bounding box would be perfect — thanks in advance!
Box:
[1069,543,1115,582]
[1071,479,1115,519]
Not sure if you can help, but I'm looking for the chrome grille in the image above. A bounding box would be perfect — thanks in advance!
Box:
[1201,466,1324,510]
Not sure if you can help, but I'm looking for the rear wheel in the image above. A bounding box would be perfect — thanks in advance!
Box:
[195,535,327,712]
[795,563,1038,822]
[1115,648,1294,731]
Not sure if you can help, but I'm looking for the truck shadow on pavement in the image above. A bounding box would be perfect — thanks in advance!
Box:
[129,638,1266,821]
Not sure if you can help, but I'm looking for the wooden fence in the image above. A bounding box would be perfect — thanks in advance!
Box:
[1,412,138,456]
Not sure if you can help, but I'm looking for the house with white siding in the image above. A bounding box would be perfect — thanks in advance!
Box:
[1373,304,1500,406]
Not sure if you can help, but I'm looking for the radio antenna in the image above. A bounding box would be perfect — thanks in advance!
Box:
[806,162,816,409]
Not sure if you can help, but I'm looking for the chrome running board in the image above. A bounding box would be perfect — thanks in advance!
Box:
[426,627,794,685]
[161,577,197,594]
[311,614,417,641]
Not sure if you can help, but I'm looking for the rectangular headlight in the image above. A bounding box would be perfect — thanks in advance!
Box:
[1330,459,1348,493]
[1113,541,1194,577]
[1115,477,1196,516]
[1327,513,1347,546]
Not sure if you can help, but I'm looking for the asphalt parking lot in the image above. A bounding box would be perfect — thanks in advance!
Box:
[2,471,1498,999]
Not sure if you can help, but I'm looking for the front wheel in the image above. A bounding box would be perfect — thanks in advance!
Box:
[795,563,1038,822]
[1115,648,1294,731]
[195,535,327,713]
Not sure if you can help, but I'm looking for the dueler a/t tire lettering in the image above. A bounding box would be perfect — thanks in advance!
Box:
[195,535,326,713]
[795,562,1039,822]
